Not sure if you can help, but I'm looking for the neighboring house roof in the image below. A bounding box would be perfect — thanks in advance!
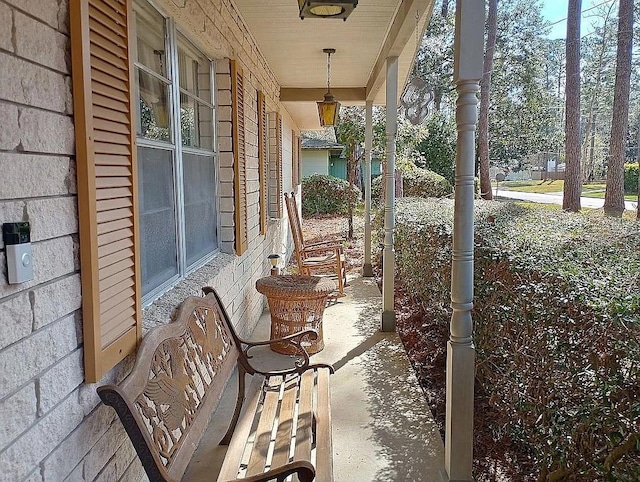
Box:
[301,138,345,150]
[301,127,337,143]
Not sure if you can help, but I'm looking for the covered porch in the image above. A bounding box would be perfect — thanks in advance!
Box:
[237,1,485,480]
[189,0,484,479]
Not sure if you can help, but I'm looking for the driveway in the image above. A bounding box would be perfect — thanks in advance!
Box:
[494,188,637,211]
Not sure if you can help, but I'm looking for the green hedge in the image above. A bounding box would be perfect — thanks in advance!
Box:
[301,174,361,216]
[371,167,453,201]
[393,198,640,479]
[624,163,639,193]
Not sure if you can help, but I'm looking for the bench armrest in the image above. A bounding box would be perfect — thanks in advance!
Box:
[223,460,315,482]
[239,329,334,376]
[241,328,318,349]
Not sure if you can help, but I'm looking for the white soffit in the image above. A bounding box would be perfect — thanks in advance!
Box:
[234,0,434,129]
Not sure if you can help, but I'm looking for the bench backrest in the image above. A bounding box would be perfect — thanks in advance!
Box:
[98,292,239,481]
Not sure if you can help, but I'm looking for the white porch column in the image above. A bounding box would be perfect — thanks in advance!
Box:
[382,56,398,332]
[363,100,374,277]
[445,1,484,481]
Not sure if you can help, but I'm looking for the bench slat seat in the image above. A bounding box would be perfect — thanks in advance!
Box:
[220,369,331,482]
[97,288,333,482]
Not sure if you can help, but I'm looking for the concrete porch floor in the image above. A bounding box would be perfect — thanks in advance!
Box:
[185,276,445,481]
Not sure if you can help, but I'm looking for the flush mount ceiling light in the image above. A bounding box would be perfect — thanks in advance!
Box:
[298,1,358,21]
[317,48,340,127]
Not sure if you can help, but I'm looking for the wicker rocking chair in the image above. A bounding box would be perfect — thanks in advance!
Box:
[284,192,347,296]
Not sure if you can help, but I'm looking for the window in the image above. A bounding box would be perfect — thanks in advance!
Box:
[70,0,220,381]
[133,1,217,301]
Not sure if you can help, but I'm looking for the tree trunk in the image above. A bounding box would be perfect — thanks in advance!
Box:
[433,91,442,112]
[478,0,498,200]
[441,0,450,19]
[433,0,451,112]
[604,0,633,217]
[563,0,582,212]
[580,3,615,182]
[588,113,596,182]
[636,123,640,220]
[347,142,355,239]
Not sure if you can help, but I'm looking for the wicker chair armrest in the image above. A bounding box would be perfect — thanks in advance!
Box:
[223,460,315,482]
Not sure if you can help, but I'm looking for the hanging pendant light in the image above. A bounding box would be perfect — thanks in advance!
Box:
[317,48,340,127]
[298,1,358,21]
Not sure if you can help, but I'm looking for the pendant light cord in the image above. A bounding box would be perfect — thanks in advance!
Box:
[327,50,332,93]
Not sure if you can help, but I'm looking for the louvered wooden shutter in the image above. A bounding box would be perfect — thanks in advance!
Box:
[70,0,141,382]
[231,61,248,255]
[258,91,268,235]
[291,130,299,188]
[276,113,283,217]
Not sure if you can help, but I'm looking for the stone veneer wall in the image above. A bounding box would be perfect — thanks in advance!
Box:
[0,0,295,480]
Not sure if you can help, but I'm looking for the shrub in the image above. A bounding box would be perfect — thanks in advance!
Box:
[624,163,639,194]
[402,168,453,198]
[301,174,361,216]
[371,167,453,202]
[414,112,457,184]
[392,198,640,480]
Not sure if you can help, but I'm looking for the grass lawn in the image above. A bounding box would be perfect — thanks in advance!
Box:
[495,180,636,200]
[514,201,562,210]
[494,180,565,193]
[580,190,638,201]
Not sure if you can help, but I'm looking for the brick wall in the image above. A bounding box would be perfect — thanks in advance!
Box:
[0,0,86,480]
[0,0,294,480]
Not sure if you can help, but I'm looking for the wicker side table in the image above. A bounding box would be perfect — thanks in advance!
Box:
[256,275,336,354]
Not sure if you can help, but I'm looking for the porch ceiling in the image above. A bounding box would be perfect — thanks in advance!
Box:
[234,0,435,129]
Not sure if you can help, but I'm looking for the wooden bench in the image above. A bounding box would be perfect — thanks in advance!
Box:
[97,287,334,482]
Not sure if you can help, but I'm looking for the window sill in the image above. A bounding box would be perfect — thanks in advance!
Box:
[141,251,236,333]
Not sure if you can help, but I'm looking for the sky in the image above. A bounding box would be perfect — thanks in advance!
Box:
[540,0,611,39]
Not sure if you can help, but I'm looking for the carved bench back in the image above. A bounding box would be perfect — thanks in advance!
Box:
[98,292,239,481]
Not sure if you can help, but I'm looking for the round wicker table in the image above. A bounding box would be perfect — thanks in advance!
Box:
[255,275,336,354]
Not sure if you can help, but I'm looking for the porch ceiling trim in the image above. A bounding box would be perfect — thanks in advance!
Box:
[280,87,366,102]
[366,0,432,101]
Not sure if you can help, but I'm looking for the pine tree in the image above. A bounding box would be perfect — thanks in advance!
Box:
[604,0,634,217]
[478,0,498,200]
[563,0,582,212]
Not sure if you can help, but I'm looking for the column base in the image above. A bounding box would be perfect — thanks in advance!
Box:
[445,341,475,481]
[381,310,396,332]
[362,263,374,277]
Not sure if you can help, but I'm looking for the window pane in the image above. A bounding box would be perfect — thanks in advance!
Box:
[180,93,213,150]
[136,69,171,142]
[138,146,178,295]
[183,152,217,266]
[177,34,211,102]
[133,2,167,77]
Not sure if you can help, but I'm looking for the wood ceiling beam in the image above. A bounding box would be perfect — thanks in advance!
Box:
[280,87,367,102]
[365,0,433,101]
